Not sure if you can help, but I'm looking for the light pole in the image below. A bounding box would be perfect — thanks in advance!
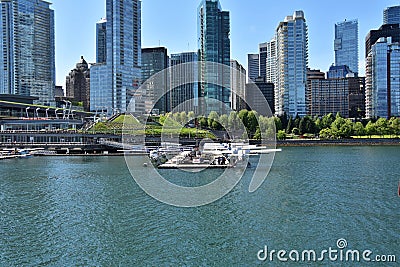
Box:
[25,107,30,119]
[55,108,60,119]
[35,108,40,120]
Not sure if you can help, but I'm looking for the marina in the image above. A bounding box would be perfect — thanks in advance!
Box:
[154,142,281,169]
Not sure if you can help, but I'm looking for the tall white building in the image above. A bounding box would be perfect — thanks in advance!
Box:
[275,11,308,117]
[0,0,55,105]
[90,0,141,114]
[265,38,277,85]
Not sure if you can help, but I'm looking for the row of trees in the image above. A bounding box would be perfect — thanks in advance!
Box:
[158,110,400,140]
[276,113,400,139]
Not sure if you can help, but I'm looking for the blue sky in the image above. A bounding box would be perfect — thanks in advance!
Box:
[51,0,400,86]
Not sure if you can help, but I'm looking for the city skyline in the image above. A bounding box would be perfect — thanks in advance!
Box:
[51,0,400,87]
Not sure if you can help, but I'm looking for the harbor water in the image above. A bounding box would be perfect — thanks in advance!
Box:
[0,146,399,266]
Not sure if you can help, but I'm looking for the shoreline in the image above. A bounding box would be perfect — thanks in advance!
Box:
[277,138,400,147]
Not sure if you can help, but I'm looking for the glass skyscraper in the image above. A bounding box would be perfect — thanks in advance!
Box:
[247,54,259,82]
[384,5,400,25]
[90,0,141,114]
[96,18,107,64]
[334,19,359,74]
[141,47,169,114]
[198,0,230,114]
[366,36,400,118]
[170,52,199,112]
[275,11,308,117]
[0,0,55,105]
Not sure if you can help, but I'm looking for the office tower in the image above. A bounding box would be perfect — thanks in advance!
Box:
[141,47,169,114]
[265,38,277,84]
[90,0,141,114]
[307,67,365,118]
[198,0,230,114]
[259,42,268,78]
[334,19,359,74]
[230,60,246,111]
[96,18,107,64]
[66,56,91,111]
[245,77,275,114]
[247,54,259,82]
[384,5,400,25]
[170,52,199,112]
[366,24,400,118]
[0,0,55,105]
[275,11,308,117]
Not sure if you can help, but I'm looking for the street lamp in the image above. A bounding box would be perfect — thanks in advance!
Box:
[25,107,30,119]
[35,108,40,120]
[55,108,60,119]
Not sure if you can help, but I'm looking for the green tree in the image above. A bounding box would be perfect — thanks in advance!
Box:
[247,111,258,135]
[277,130,287,140]
[219,114,228,130]
[228,111,238,131]
[286,116,293,134]
[389,117,400,136]
[321,113,335,129]
[294,114,301,129]
[207,111,219,127]
[365,121,376,137]
[353,122,366,137]
[253,127,261,140]
[319,128,332,139]
[274,117,283,131]
[187,111,195,121]
[299,117,307,135]
[375,118,389,137]
[180,111,188,125]
[211,120,221,130]
[315,118,322,133]
[238,109,249,129]
[199,117,208,128]
[331,117,353,138]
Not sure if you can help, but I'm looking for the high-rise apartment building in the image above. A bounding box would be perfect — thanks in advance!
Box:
[198,0,230,114]
[334,19,359,74]
[366,24,400,118]
[265,38,277,84]
[141,47,169,114]
[96,18,107,64]
[247,54,259,82]
[384,5,400,25]
[275,11,308,117]
[169,52,199,113]
[90,0,141,114]
[307,67,365,118]
[0,0,55,105]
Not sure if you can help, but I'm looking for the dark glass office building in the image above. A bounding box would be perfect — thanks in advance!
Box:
[198,0,231,115]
